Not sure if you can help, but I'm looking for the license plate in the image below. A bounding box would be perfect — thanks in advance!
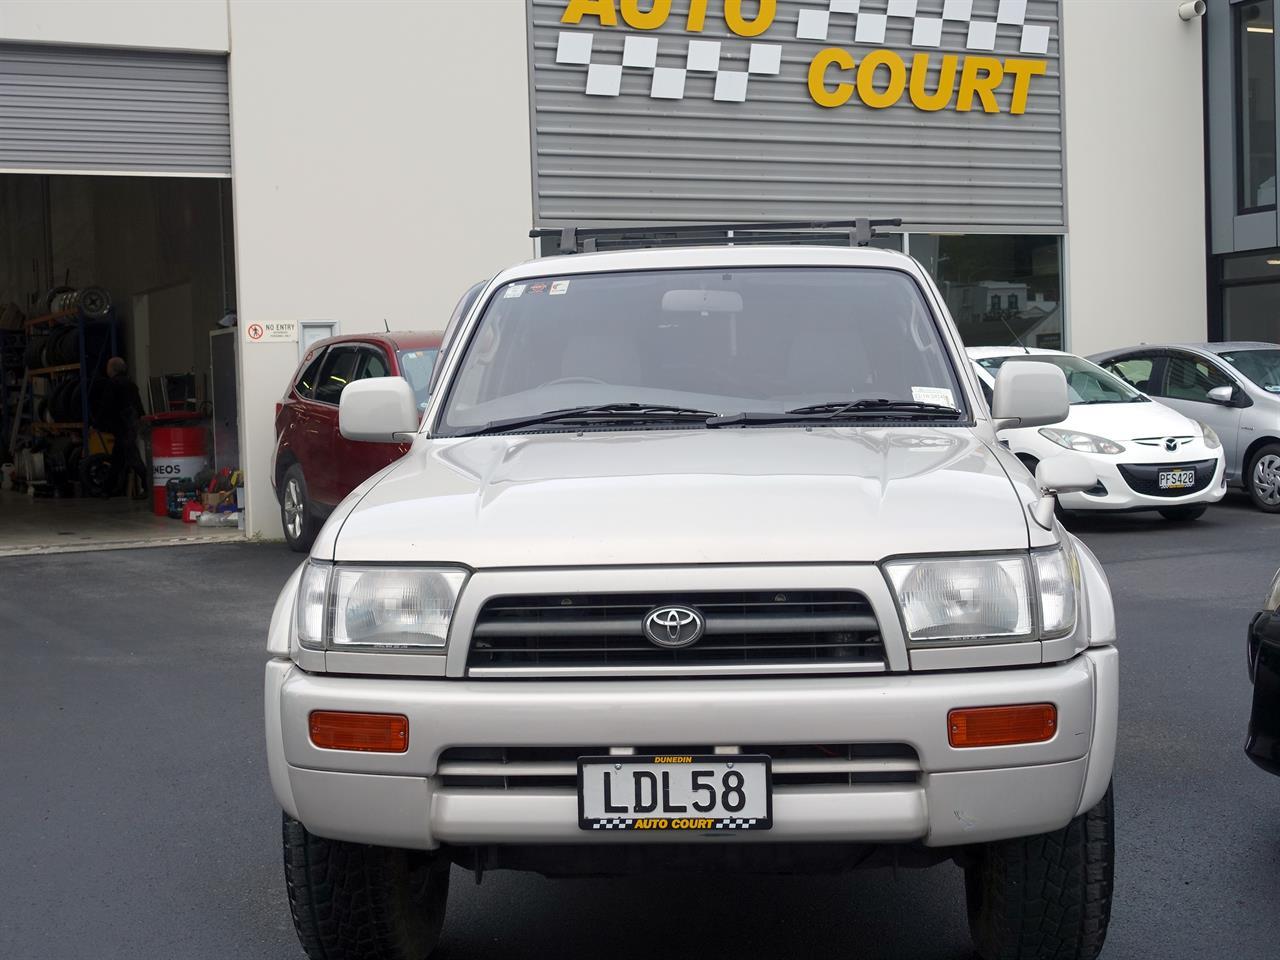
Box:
[578,755,772,832]
[1158,468,1196,490]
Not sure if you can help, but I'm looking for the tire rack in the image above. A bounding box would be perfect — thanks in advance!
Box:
[17,309,120,454]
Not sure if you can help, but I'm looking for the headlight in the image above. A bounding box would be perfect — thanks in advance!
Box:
[1197,421,1222,450]
[1038,428,1125,455]
[296,561,468,651]
[886,545,1077,645]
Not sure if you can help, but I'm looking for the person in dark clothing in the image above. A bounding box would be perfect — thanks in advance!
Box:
[95,357,146,498]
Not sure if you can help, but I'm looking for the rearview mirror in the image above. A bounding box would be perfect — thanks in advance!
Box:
[991,361,1069,431]
[339,377,420,442]
[661,289,744,313]
[1207,385,1234,405]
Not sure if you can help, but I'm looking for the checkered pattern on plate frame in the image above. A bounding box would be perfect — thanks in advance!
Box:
[590,818,632,830]
[553,1,1051,103]
[714,819,760,830]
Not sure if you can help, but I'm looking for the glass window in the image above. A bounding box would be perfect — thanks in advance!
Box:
[1238,1,1277,212]
[975,354,1147,405]
[397,348,440,407]
[1220,347,1280,393]
[294,350,326,400]
[1103,356,1157,392]
[1163,354,1232,402]
[439,267,964,433]
[1224,281,1280,341]
[359,349,390,380]
[313,346,362,405]
[911,235,1063,349]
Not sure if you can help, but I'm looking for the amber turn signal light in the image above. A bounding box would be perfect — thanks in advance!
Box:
[948,703,1057,748]
[309,711,409,753]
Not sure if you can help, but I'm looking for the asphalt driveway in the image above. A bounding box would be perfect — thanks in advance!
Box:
[2,494,1278,959]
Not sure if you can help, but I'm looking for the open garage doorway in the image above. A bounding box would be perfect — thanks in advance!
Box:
[0,174,243,554]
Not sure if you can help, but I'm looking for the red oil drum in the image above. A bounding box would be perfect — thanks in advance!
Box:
[151,426,207,516]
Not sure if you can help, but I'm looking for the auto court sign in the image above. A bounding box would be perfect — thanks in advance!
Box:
[555,0,1050,114]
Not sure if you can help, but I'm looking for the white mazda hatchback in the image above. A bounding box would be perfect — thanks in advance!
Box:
[969,347,1227,520]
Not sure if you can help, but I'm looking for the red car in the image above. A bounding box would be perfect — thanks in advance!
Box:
[272,331,441,551]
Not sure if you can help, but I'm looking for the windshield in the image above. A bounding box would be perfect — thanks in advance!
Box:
[975,354,1146,405]
[397,348,439,408]
[1219,348,1280,393]
[437,267,965,433]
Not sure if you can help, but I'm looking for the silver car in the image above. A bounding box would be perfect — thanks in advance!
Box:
[1090,342,1280,512]
[266,242,1119,960]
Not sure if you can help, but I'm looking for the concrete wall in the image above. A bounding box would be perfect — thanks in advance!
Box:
[0,0,228,52]
[226,0,534,538]
[1061,1,1208,355]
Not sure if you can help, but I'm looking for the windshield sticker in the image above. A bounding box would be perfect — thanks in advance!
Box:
[549,280,571,296]
[529,282,548,294]
[503,284,526,299]
[912,386,955,408]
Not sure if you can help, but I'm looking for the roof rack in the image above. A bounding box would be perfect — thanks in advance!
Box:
[529,218,904,256]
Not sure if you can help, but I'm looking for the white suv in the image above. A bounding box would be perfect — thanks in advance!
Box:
[265,236,1119,960]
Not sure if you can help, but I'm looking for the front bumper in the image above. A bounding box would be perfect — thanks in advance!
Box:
[1058,453,1225,512]
[266,646,1118,851]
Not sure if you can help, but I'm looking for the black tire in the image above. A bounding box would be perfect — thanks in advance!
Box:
[79,452,115,496]
[965,785,1114,960]
[1158,504,1207,522]
[283,813,449,960]
[1245,442,1280,513]
[281,464,320,553]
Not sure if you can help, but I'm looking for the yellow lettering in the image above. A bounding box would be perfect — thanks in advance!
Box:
[561,0,618,26]
[957,56,1004,113]
[620,0,670,30]
[856,50,907,110]
[725,0,776,38]
[808,48,854,108]
[1004,58,1047,115]
[908,53,958,112]
[685,0,708,31]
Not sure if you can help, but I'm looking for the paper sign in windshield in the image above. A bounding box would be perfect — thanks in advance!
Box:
[912,386,955,408]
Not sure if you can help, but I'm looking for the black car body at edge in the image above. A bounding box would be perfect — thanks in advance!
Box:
[1246,575,1280,776]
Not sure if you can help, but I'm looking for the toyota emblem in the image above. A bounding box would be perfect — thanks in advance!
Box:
[643,605,705,648]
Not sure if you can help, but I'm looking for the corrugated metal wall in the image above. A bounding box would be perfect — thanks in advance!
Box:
[0,43,230,176]
[528,0,1063,233]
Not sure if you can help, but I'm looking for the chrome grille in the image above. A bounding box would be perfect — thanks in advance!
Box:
[465,590,884,678]
[437,743,919,789]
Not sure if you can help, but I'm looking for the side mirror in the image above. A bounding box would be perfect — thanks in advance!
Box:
[1035,454,1098,496]
[991,361,1069,431]
[1207,385,1234,405]
[339,377,420,442]
[1029,454,1098,529]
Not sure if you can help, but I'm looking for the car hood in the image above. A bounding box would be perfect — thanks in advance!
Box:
[1055,400,1201,442]
[327,427,1031,567]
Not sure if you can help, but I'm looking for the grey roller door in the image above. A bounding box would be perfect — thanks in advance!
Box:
[0,42,230,176]
[528,0,1063,233]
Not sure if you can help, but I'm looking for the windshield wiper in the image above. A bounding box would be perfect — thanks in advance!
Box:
[449,403,720,437]
[707,398,962,427]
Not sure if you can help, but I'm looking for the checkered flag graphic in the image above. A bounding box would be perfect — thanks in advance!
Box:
[555,30,782,103]
[797,0,1050,55]
[590,818,632,830]
[714,818,760,829]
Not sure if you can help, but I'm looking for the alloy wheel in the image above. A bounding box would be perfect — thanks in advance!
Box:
[283,478,305,539]
[1253,454,1280,507]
